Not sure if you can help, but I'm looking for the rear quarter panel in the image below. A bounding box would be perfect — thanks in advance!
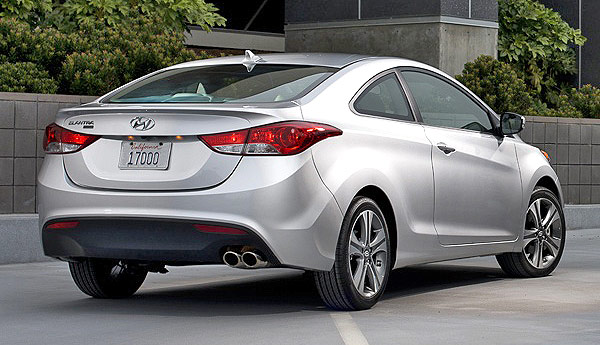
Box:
[299,60,442,268]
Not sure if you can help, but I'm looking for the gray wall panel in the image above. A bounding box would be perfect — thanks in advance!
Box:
[581,0,600,86]
[361,0,441,19]
[285,0,358,23]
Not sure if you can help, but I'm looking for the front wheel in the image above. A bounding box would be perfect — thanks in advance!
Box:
[69,259,147,298]
[314,197,391,310]
[496,186,566,278]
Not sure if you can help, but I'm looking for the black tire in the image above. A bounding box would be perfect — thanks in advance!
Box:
[496,186,566,278]
[69,259,147,298]
[314,197,392,310]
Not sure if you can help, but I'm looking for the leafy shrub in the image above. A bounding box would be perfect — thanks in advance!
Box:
[499,0,586,105]
[561,85,600,119]
[456,55,535,115]
[0,17,210,95]
[0,0,51,24]
[0,62,58,93]
[0,0,225,33]
[59,50,130,96]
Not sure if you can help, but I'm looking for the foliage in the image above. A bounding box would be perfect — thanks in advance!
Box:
[498,0,586,105]
[456,55,535,115]
[59,50,130,95]
[0,17,210,95]
[456,55,600,119]
[558,85,600,119]
[0,0,52,24]
[0,0,225,33]
[0,62,58,93]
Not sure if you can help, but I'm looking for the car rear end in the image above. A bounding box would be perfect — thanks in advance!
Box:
[38,57,347,271]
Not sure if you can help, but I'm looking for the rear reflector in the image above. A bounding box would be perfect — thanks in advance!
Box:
[47,221,80,229]
[199,121,342,155]
[44,123,99,154]
[193,224,247,235]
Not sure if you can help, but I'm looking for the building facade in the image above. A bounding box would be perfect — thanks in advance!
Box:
[538,0,599,87]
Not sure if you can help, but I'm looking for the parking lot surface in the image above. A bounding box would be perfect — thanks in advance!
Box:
[2,229,599,345]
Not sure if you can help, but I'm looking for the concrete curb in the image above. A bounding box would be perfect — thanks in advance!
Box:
[1,206,599,264]
[564,205,600,230]
[0,214,49,264]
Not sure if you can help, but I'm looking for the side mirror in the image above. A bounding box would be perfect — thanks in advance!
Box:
[500,112,525,136]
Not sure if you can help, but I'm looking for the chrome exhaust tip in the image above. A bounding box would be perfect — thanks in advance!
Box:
[223,251,244,268]
[241,251,268,268]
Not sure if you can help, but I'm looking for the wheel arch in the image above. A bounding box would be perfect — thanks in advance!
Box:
[355,185,397,267]
[535,176,562,204]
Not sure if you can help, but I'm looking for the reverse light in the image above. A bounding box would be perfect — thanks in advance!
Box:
[199,121,342,155]
[47,221,80,229]
[44,124,99,154]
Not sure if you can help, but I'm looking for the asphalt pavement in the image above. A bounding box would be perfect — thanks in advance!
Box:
[1,229,600,345]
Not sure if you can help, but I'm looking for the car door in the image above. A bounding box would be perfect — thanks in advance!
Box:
[399,69,523,245]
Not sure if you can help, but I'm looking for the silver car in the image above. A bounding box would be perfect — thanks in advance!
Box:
[39,52,565,310]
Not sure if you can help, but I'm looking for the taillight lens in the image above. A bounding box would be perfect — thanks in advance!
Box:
[199,121,342,155]
[44,124,99,154]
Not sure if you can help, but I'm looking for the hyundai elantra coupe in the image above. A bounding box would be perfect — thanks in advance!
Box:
[39,51,565,310]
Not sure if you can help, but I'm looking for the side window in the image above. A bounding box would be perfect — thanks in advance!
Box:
[401,71,492,132]
[354,74,413,121]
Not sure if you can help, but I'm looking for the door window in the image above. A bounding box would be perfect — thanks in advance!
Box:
[353,74,413,121]
[401,71,492,132]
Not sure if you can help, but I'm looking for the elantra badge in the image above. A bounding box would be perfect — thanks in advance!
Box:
[130,116,155,131]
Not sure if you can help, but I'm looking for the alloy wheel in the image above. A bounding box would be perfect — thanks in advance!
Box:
[523,197,563,269]
[348,210,388,298]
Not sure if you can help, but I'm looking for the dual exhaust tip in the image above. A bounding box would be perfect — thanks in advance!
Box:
[223,250,268,269]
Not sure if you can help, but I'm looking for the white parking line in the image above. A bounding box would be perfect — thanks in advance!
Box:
[330,312,370,345]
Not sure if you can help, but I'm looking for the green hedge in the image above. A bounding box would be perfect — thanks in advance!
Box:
[455,55,535,115]
[0,62,58,93]
[0,17,209,95]
[456,55,600,119]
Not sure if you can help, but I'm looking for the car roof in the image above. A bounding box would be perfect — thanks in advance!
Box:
[171,52,380,69]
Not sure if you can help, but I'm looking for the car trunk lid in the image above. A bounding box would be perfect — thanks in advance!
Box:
[58,104,300,191]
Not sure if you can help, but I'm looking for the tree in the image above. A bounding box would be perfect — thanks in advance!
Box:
[0,0,225,33]
[498,0,586,106]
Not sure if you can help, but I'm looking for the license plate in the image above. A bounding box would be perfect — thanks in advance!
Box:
[118,141,172,170]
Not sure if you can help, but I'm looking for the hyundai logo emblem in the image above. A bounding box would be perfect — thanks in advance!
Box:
[130,116,155,131]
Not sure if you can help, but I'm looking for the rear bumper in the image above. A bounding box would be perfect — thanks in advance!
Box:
[42,218,279,265]
[37,151,343,271]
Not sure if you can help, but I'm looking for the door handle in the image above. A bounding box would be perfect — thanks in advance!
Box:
[436,143,456,155]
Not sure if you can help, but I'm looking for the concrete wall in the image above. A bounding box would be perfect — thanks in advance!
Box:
[285,20,497,77]
[284,0,498,77]
[519,116,600,205]
[0,92,97,214]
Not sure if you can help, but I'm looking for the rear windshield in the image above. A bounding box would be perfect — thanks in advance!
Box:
[105,64,338,103]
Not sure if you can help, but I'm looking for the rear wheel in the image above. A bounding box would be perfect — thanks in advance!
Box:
[314,197,391,310]
[69,259,147,298]
[497,187,565,277]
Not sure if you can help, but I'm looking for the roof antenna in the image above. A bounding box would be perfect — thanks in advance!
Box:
[242,50,264,72]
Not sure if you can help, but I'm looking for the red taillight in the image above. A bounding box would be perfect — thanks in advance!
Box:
[200,130,248,154]
[44,123,99,154]
[193,224,247,235]
[47,221,79,229]
[199,121,342,155]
